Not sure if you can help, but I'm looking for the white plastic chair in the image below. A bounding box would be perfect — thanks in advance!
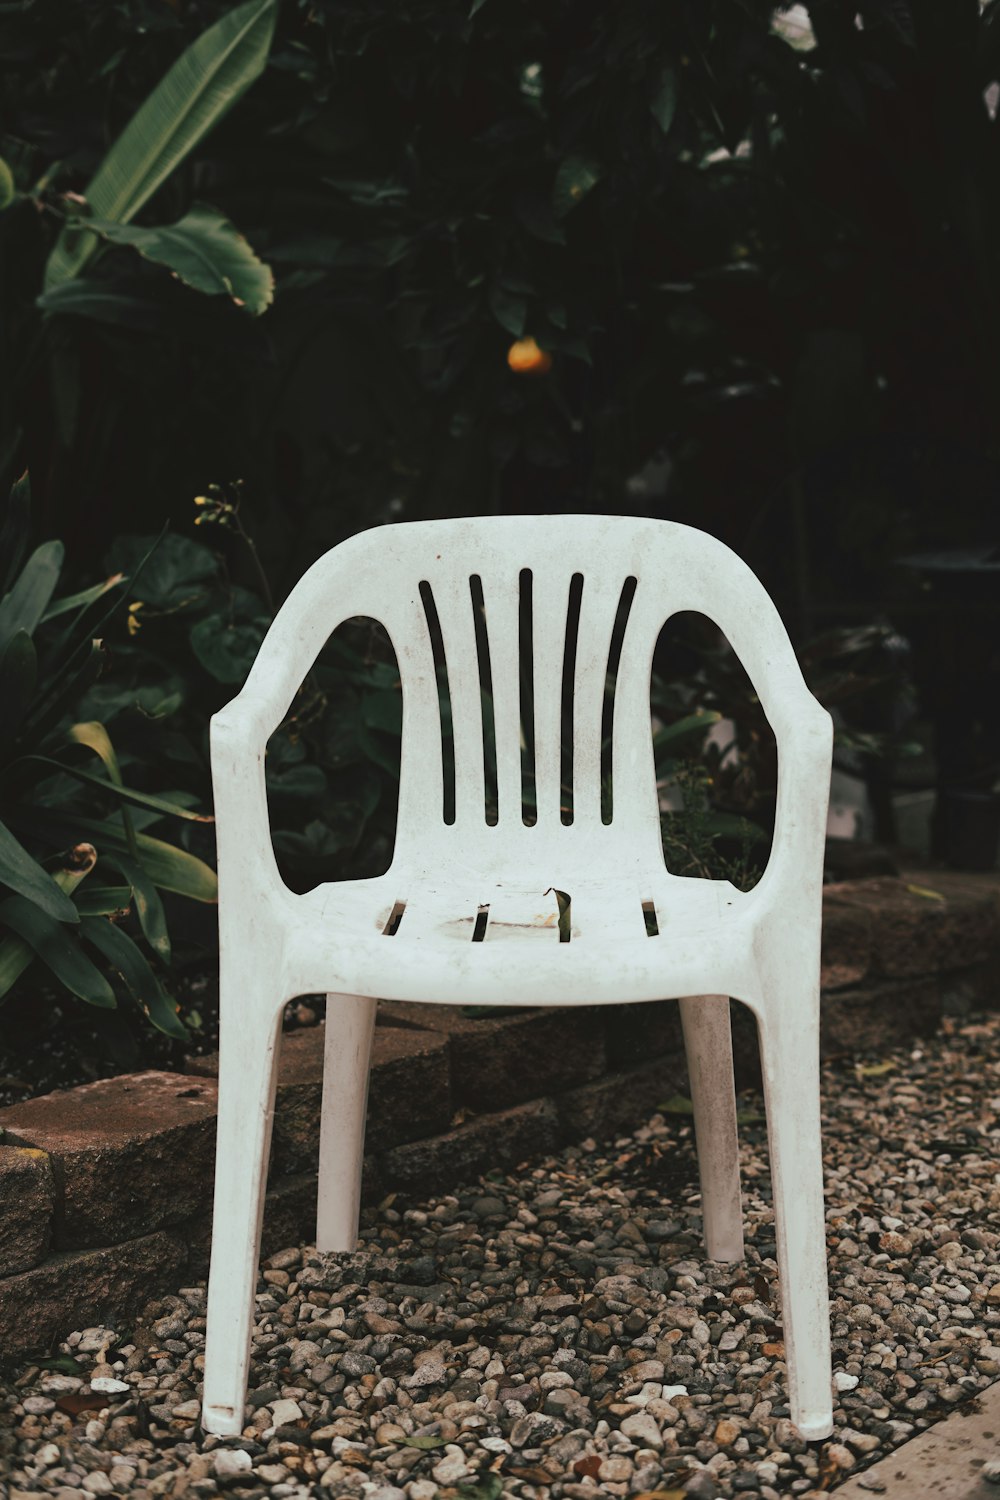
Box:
[201,515,834,1441]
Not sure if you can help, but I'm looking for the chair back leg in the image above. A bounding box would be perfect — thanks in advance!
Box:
[317,993,377,1252]
[202,998,284,1436]
[679,994,745,1263]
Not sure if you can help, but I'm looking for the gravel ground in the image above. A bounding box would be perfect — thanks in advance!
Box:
[4,1009,1000,1500]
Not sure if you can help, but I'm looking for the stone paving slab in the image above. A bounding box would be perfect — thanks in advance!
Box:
[834,1380,1000,1499]
[0,1071,218,1250]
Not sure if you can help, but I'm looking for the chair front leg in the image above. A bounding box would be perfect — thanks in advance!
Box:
[316,993,377,1252]
[757,993,832,1440]
[202,987,284,1437]
[679,994,744,1263]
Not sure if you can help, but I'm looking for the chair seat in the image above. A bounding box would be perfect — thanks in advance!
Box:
[291,869,757,1007]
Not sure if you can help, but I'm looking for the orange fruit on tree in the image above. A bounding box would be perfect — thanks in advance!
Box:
[507,336,552,375]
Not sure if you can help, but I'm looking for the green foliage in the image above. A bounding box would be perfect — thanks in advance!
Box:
[43,0,278,288]
[101,511,402,891]
[2,0,999,622]
[0,478,216,1037]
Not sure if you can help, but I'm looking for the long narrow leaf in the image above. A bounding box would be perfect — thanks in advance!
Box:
[105,852,171,963]
[0,541,63,649]
[36,528,166,699]
[17,753,212,823]
[0,818,78,922]
[43,0,278,289]
[0,471,31,596]
[74,885,132,916]
[652,710,722,757]
[21,638,105,745]
[81,917,187,1038]
[69,721,140,864]
[0,893,115,1006]
[40,572,125,623]
[0,629,37,750]
[0,845,96,999]
[18,808,218,902]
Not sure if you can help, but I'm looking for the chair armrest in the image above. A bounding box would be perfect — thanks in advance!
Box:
[211,698,287,921]
[755,701,833,919]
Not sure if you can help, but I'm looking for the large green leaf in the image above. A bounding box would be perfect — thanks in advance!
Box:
[107,533,217,610]
[0,894,115,1007]
[0,819,78,923]
[81,917,187,1038]
[0,541,63,649]
[190,612,267,683]
[81,205,274,315]
[43,0,278,289]
[488,282,527,337]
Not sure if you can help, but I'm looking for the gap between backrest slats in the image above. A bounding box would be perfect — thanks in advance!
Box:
[572,570,635,827]
[421,575,485,827]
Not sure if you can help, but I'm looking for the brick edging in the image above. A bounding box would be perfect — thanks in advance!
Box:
[0,869,997,1360]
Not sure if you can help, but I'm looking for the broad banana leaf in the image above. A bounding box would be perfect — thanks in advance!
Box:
[82,205,273,315]
[43,0,277,289]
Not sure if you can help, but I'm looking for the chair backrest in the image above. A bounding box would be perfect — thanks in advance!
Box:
[228,515,824,882]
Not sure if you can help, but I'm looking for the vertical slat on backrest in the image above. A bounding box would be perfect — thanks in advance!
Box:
[531,564,575,826]
[478,567,522,825]
[427,572,486,826]
[609,577,661,841]
[394,584,447,840]
[572,570,630,827]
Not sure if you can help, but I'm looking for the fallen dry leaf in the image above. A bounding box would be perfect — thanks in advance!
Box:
[55,1389,113,1416]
